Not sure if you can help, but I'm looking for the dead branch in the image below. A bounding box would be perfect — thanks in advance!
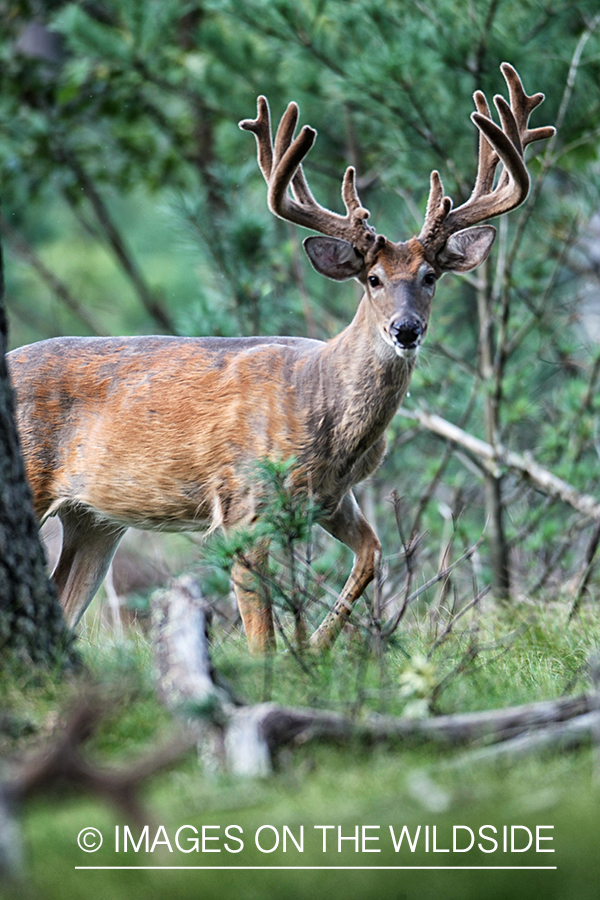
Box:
[382,533,485,638]
[57,147,176,334]
[0,693,193,879]
[444,709,600,768]
[0,211,107,336]
[5,696,192,817]
[428,585,491,655]
[569,518,600,620]
[400,406,600,521]
[386,490,422,630]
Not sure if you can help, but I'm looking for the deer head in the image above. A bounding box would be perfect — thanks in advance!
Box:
[240,63,555,360]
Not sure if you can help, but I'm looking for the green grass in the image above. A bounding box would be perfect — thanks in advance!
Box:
[211,598,596,716]
[3,599,600,900]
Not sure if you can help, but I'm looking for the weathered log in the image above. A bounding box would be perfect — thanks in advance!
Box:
[151,575,232,712]
[151,576,272,775]
[257,693,597,750]
[151,577,598,773]
[444,709,600,767]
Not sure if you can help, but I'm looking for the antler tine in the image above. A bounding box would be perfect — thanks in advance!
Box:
[239,95,273,184]
[291,165,369,226]
[472,90,500,196]
[418,87,500,246]
[239,95,314,208]
[341,166,364,216]
[240,96,319,228]
[272,100,301,169]
[500,62,555,149]
[494,94,523,155]
[444,111,530,232]
[417,171,452,246]
[267,122,319,226]
[241,96,379,256]
[419,64,555,252]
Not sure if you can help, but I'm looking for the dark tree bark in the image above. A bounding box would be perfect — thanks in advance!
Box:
[0,239,74,668]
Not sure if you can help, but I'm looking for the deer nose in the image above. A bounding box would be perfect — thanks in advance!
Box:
[389,317,424,349]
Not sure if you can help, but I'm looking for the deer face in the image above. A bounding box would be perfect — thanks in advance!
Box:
[362,239,435,359]
[304,228,496,359]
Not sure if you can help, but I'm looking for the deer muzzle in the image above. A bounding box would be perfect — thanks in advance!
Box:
[388,316,425,358]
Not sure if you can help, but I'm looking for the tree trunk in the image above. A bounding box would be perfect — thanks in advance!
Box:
[0,240,73,668]
[476,262,510,600]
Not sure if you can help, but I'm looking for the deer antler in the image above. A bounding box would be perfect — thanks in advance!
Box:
[418,63,556,252]
[240,97,384,259]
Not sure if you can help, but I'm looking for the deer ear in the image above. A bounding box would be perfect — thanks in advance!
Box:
[303,236,365,281]
[437,225,496,273]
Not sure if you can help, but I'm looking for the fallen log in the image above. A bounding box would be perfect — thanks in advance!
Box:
[151,576,598,772]
[259,692,598,750]
[443,709,600,767]
[151,574,234,714]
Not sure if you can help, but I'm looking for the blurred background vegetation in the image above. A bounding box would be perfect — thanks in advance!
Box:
[2,0,600,628]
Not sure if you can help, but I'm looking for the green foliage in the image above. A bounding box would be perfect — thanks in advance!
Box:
[254,457,319,543]
[207,456,317,567]
[203,457,321,638]
[4,594,598,749]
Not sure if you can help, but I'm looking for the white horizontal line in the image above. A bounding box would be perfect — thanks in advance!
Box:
[75,865,558,871]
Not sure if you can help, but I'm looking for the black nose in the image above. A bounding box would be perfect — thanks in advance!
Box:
[389,317,423,348]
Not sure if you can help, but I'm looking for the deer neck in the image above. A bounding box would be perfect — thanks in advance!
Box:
[301,294,414,494]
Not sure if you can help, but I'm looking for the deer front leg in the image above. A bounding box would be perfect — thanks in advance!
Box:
[310,492,381,651]
[232,542,276,655]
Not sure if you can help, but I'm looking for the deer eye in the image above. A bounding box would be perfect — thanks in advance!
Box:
[423,272,436,287]
[368,275,382,289]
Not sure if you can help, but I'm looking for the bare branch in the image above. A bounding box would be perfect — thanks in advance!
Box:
[568,519,600,620]
[445,709,600,768]
[0,211,107,336]
[58,149,177,334]
[400,406,600,521]
[428,585,491,655]
[382,533,485,639]
[0,693,194,878]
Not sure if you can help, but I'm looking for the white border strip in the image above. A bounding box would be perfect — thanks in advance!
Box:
[76,865,557,870]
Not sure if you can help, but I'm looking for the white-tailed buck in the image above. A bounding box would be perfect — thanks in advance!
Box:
[9,64,553,652]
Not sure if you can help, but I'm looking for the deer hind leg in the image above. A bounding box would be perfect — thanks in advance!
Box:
[232,542,276,655]
[310,492,381,651]
[52,504,126,628]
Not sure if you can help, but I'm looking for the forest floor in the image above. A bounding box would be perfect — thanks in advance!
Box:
[2,596,600,900]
